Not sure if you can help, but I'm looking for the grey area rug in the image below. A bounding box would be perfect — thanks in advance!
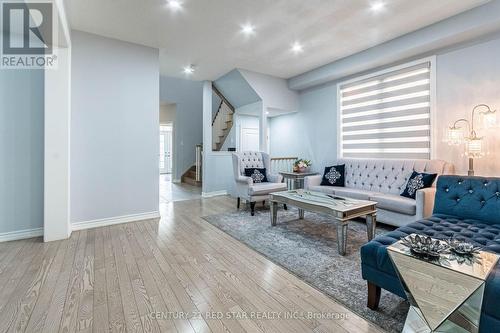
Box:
[202,205,409,333]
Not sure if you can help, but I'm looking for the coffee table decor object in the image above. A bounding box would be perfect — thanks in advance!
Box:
[447,239,482,256]
[269,190,377,255]
[388,234,499,333]
[400,234,449,259]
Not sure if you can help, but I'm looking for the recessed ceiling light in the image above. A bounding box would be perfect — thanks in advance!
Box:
[183,65,195,74]
[370,1,385,12]
[241,23,255,35]
[291,41,303,54]
[166,0,183,11]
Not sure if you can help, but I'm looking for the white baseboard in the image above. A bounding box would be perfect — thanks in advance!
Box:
[72,211,161,231]
[202,190,228,198]
[0,227,43,242]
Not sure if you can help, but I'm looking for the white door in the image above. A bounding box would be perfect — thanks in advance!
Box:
[240,127,259,152]
[159,125,173,174]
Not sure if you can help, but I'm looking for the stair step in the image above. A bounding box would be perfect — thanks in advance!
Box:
[182,176,202,187]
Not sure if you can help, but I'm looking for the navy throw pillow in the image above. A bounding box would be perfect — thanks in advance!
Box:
[401,171,438,199]
[320,164,345,187]
[244,168,268,183]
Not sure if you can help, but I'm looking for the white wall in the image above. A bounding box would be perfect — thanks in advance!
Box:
[160,76,203,181]
[44,46,72,241]
[0,69,45,236]
[239,69,298,112]
[71,30,160,224]
[436,37,500,175]
[160,103,176,124]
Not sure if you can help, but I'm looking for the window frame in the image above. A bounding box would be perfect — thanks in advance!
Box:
[336,56,437,160]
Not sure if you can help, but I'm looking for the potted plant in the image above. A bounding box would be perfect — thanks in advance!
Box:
[293,159,312,173]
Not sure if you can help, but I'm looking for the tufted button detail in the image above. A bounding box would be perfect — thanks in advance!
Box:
[457,198,461,202]
[469,190,474,194]
[445,188,449,192]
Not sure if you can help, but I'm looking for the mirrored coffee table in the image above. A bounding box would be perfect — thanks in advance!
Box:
[269,190,377,255]
[388,236,500,333]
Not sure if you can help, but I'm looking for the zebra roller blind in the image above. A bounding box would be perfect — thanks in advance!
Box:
[339,61,432,159]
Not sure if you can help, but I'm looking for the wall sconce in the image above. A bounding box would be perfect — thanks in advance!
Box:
[445,104,496,176]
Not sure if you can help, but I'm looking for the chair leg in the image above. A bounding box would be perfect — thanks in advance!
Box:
[283,204,288,210]
[367,282,381,310]
[250,202,256,216]
[237,197,240,209]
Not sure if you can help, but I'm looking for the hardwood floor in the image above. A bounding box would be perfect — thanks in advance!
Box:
[0,196,384,333]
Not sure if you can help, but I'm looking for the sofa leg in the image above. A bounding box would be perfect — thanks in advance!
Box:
[250,202,256,216]
[284,204,288,210]
[237,197,240,209]
[262,200,266,207]
[367,282,381,310]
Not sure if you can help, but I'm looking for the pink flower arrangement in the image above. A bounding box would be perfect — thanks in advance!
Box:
[293,159,312,173]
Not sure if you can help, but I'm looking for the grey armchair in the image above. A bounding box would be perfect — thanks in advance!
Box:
[232,151,287,215]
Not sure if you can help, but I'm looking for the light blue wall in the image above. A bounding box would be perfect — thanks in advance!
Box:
[71,31,160,223]
[272,34,500,176]
[159,76,204,181]
[213,69,260,108]
[269,82,337,172]
[0,69,44,233]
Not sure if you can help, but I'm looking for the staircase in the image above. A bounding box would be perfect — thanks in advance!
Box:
[181,144,203,187]
[212,85,235,151]
[181,165,201,187]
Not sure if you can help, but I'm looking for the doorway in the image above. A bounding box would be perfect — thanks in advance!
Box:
[240,127,260,151]
[159,124,173,174]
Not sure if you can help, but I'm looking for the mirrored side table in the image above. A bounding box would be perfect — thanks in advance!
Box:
[279,171,319,190]
[388,236,499,333]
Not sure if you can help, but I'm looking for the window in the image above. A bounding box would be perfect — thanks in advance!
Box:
[338,59,434,159]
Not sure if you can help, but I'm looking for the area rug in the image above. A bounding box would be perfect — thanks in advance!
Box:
[202,206,408,333]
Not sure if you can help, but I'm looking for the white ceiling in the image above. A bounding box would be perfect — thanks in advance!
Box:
[66,0,489,80]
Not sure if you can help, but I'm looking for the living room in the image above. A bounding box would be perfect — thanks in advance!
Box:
[1,1,500,332]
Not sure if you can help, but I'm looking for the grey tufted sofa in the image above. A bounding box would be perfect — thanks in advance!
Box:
[232,151,287,215]
[304,158,454,227]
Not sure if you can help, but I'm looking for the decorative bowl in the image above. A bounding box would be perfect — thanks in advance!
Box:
[446,239,481,256]
[400,234,449,258]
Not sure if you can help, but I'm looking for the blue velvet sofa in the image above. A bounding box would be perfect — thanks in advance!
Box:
[360,175,500,332]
